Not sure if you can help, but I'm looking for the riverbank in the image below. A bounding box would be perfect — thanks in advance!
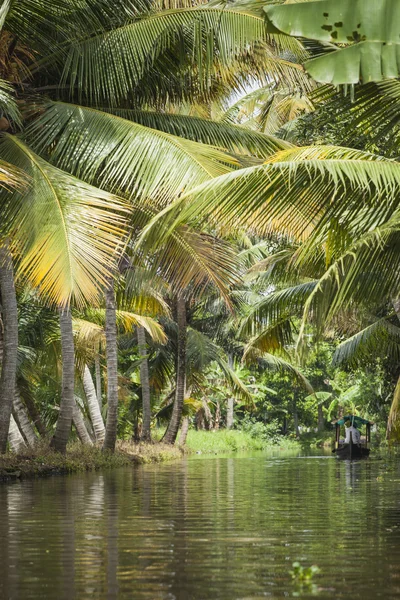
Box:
[0,441,185,483]
[0,430,331,483]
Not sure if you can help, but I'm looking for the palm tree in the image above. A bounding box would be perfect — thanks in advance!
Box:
[137,326,152,442]
[0,243,18,452]
[163,294,187,444]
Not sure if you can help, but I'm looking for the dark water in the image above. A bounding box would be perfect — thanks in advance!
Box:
[1,453,400,599]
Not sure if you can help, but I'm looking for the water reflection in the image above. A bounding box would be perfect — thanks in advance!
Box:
[0,454,400,599]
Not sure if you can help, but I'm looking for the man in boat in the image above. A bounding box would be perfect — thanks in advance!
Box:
[344,420,361,445]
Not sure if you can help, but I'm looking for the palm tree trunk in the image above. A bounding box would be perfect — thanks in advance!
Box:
[103,281,118,452]
[137,326,151,442]
[95,352,102,410]
[317,404,324,432]
[178,416,190,446]
[72,400,93,445]
[226,354,234,429]
[82,364,105,443]
[50,308,75,454]
[0,245,18,453]
[23,395,47,438]
[163,294,187,445]
[12,393,37,447]
[214,401,221,430]
[8,414,26,453]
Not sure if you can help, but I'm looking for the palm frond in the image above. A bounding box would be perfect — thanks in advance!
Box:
[255,352,313,393]
[27,101,238,204]
[55,5,307,104]
[0,79,21,126]
[240,281,317,337]
[0,134,129,306]
[140,145,400,244]
[242,318,294,361]
[297,221,400,343]
[333,317,400,367]
[99,108,290,158]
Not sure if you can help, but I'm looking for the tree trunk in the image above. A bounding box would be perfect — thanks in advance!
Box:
[214,401,221,430]
[137,326,151,442]
[293,398,300,437]
[95,352,102,410]
[0,245,18,453]
[23,393,47,438]
[202,398,213,430]
[103,281,118,452]
[179,416,190,446]
[8,414,26,453]
[226,353,234,429]
[317,404,325,432]
[12,393,37,447]
[163,294,187,444]
[50,308,75,454]
[82,364,105,443]
[72,401,93,445]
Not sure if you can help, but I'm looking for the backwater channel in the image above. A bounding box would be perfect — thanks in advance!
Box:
[1,451,400,599]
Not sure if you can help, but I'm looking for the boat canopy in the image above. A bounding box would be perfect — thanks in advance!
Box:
[333,415,374,426]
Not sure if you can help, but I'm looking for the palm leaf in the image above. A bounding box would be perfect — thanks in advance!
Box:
[252,352,313,393]
[74,310,166,345]
[0,134,129,306]
[55,5,307,104]
[99,108,290,158]
[333,317,400,367]
[145,145,400,242]
[27,101,238,204]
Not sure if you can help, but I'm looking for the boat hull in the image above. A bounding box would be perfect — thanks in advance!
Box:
[335,445,370,460]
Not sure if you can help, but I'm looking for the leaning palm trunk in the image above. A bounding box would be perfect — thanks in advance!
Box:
[103,281,118,452]
[8,415,26,453]
[50,308,75,454]
[12,393,37,447]
[0,245,18,453]
[137,326,151,442]
[23,394,47,438]
[178,416,190,446]
[226,354,234,429]
[163,295,187,445]
[95,352,102,410]
[82,365,105,443]
[72,400,93,445]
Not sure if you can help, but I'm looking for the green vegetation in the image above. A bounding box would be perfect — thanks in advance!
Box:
[0,0,399,468]
[185,428,301,454]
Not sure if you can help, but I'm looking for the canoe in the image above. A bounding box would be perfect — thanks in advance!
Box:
[335,443,370,460]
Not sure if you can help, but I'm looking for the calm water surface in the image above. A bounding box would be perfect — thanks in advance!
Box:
[1,453,400,599]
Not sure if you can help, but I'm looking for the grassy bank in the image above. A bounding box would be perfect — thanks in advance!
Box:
[0,441,184,483]
[185,429,302,454]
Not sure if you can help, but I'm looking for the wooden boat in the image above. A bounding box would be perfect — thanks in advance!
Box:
[332,415,373,460]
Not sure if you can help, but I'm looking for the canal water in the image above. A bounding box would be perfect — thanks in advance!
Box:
[1,453,400,599]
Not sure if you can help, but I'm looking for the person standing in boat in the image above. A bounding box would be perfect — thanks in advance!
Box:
[344,420,361,445]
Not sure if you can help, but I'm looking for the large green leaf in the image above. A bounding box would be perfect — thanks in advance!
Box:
[0,135,129,307]
[265,0,400,84]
